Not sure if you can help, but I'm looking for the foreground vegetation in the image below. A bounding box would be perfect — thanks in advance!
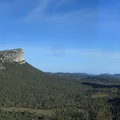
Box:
[0,62,120,119]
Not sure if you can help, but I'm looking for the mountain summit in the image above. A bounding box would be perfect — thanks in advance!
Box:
[0,48,25,64]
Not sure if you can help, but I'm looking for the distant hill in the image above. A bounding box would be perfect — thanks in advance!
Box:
[49,72,120,80]
[112,74,120,78]
[99,73,120,78]
[47,72,91,79]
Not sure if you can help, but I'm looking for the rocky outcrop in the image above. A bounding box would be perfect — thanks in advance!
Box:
[0,48,25,64]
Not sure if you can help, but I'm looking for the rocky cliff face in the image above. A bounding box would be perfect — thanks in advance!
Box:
[0,48,25,64]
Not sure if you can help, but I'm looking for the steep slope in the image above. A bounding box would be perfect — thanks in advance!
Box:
[0,61,89,110]
[0,49,88,110]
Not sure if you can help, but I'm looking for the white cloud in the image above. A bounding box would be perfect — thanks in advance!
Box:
[25,0,50,21]
[23,0,97,23]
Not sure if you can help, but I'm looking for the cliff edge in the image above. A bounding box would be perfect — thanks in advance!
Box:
[0,48,25,64]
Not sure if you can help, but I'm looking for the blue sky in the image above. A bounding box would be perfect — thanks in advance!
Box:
[0,0,120,74]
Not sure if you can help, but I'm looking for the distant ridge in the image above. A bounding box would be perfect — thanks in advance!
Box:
[47,72,120,79]
[112,74,120,78]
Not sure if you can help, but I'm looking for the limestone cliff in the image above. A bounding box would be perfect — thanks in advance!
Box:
[0,48,25,64]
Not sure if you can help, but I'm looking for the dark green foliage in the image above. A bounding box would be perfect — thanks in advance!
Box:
[81,76,120,85]
[51,107,89,120]
[0,61,120,119]
[0,109,49,120]
[82,82,120,89]
[51,99,113,120]
[0,62,89,109]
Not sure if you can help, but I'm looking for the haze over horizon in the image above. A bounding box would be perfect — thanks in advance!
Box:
[0,0,120,74]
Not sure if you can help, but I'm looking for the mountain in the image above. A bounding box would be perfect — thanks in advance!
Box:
[0,48,77,108]
[0,48,120,119]
[0,48,91,119]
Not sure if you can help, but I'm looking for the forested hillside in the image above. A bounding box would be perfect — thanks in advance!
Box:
[0,62,120,119]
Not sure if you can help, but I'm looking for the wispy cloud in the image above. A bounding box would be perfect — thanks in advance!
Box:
[24,0,73,21]
[23,0,98,23]
[1,0,98,26]
[25,0,50,21]
[45,9,98,23]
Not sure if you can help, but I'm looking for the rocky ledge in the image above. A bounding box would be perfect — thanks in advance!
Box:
[0,48,25,64]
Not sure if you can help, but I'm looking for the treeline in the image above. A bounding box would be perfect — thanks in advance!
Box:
[0,98,119,120]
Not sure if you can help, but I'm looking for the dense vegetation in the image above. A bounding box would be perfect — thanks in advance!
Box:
[0,62,120,119]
